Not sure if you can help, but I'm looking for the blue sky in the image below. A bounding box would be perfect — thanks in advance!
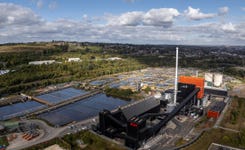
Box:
[0,0,245,45]
[3,0,243,21]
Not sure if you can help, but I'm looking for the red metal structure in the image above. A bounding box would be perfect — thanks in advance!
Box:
[207,110,219,118]
[179,76,204,99]
[207,101,226,119]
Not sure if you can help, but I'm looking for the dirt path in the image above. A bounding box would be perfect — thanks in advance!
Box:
[229,84,245,98]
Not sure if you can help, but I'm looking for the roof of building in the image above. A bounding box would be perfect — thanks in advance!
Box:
[120,98,160,120]
[68,58,81,61]
[210,101,226,112]
[204,87,228,96]
[29,60,55,65]
[0,70,10,75]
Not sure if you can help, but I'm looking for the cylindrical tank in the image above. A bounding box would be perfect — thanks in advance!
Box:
[214,73,223,87]
[205,73,213,82]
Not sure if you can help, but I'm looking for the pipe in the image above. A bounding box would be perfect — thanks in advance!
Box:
[173,47,179,104]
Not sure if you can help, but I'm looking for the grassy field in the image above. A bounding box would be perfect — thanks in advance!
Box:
[184,128,245,150]
[221,97,245,130]
[23,138,70,150]
[0,43,55,53]
[25,130,125,150]
[229,84,245,98]
[62,130,125,150]
[0,136,8,147]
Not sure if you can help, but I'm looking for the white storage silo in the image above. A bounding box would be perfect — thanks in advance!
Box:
[205,73,213,82]
[214,73,223,87]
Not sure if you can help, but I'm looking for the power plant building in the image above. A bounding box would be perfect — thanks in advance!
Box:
[179,76,205,99]
[96,82,201,149]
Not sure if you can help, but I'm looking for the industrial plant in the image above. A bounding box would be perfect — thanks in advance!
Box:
[95,47,229,149]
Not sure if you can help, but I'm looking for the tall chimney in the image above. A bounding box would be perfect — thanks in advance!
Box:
[173,47,179,104]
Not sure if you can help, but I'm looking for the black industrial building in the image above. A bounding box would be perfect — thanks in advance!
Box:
[96,83,200,149]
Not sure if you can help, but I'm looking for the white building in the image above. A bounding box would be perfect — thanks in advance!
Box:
[68,58,81,62]
[106,57,122,61]
[0,70,10,75]
[29,60,55,65]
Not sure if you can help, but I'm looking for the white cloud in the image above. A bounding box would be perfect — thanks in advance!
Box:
[241,7,245,11]
[0,3,245,45]
[108,8,179,27]
[221,22,236,32]
[218,6,229,16]
[0,3,42,27]
[184,6,216,20]
[109,11,144,26]
[143,8,179,27]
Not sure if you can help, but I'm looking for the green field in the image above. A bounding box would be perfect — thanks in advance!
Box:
[221,96,245,130]
[0,136,8,147]
[23,138,70,150]
[63,131,125,150]
[0,43,55,53]
[184,128,245,150]
[24,131,125,150]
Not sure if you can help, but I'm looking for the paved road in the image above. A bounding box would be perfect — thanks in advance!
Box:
[7,117,96,150]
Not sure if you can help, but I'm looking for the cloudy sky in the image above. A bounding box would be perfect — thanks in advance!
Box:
[1,0,245,45]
